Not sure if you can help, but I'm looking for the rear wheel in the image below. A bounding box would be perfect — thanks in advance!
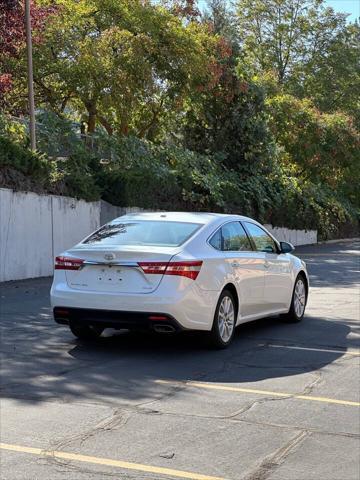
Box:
[209,290,236,349]
[69,322,104,340]
[282,275,307,323]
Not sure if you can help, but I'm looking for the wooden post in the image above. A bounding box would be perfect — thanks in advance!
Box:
[25,0,36,150]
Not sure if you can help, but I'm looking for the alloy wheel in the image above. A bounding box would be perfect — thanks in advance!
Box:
[218,295,235,342]
[294,278,306,317]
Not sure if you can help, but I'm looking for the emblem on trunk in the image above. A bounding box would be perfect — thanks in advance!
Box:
[104,253,115,261]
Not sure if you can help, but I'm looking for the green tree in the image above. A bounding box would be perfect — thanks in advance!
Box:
[236,0,359,209]
[236,0,348,85]
[183,0,274,173]
[203,0,240,52]
[298,21,360,123]
[29,0,216,138]
[267,94,360,203]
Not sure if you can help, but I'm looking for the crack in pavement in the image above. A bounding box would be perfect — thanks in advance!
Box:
[241,430,309,480]
[49,409,132,453]
[147,368,324,423]
[32,369,328,479]
[132,406,359,439]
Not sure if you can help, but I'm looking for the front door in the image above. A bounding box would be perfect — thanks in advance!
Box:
[242,222,292,313]
[263,251,293,311]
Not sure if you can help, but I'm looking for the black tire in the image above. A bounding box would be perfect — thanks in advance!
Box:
[282,274,307,323]
[209,289,237,349]
[69,322,104,340]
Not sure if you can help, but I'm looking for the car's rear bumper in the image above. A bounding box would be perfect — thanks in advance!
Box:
[51,275,218,331]
[53,306,184,333]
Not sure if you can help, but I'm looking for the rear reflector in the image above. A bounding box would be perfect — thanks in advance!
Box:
[148,315,168,321]
[55,256,84,270]
[54,309,69,315]
[139,260,202,280]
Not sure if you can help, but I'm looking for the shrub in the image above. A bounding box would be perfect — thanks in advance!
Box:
[0,121,357,240]
[0,135,54,182]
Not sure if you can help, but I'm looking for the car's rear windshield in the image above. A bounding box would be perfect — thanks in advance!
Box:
[82,221,202,247]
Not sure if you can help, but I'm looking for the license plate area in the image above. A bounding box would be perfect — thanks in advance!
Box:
[97,265,124,284]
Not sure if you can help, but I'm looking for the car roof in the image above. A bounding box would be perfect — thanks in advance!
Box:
[111,211,257,226]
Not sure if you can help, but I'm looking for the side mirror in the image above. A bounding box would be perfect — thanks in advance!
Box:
[280,241,295,254]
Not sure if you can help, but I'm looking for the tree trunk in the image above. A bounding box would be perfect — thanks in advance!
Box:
[87,111,96,134]
[85,101,97,134]
[82,101,97,149]
[98,116,113,135]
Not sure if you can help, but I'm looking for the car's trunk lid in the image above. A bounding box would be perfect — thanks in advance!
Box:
[64,245,178,294]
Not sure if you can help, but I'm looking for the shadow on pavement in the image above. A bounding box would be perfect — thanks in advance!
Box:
[0,313,355,405]
[0,239,358,405]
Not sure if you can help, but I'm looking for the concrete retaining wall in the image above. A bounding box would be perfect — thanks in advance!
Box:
[0,188,101,282]
[264,225,317,247]
[100,201,150,225]
[0,188,317,282]
[52,196,100,262]
[0,189,53,281]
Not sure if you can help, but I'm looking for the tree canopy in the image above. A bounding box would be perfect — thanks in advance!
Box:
[0,0,359,239]
[25,0,218,138]
[0,0,55,108]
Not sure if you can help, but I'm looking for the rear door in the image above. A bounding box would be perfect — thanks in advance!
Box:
[242,222,292,312]
[210,222,265,319]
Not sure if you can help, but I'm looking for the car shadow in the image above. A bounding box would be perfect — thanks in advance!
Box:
[0,313,356,405]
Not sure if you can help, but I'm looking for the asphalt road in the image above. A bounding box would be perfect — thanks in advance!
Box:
[0,240,359,480]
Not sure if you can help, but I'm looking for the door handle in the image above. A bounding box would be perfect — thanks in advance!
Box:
[264,261,270,269]
[231,262,240,267]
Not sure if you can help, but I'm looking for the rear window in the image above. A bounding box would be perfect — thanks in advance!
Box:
[83,221,202,247]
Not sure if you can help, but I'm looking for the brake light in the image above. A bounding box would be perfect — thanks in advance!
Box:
[138,262,168,274]
[165,261,202,280]
[55,256,84,270]
[138,261,202,280]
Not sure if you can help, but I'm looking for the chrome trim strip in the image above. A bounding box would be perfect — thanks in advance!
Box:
[81,261,140,268]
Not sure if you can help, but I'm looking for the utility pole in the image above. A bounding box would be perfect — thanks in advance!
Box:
[25,0,36,150]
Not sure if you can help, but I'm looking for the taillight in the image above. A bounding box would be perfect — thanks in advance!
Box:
[165,261,202,280]
[138,262,168,274]
[138,261,202,280]
[55,256,84,270]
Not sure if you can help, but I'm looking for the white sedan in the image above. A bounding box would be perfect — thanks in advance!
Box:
[51,212,309,348]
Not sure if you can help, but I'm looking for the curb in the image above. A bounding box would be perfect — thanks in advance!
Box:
[318,237,359,245]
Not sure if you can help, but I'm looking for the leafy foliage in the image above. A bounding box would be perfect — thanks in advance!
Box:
[266,95,360,191]
[0,0,358,240]
[29,0,218,138]
[0,134,54,181]
[0,0,56,110]
[236,0,348,83]
[297,22,360,125]
[184,1,274,173]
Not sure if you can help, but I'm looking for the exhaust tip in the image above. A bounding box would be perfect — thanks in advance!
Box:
[153,324,176,334]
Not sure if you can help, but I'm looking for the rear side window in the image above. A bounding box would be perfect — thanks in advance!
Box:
[83,221,202,247]
[244,222,277,253]
[209,222,252,251]
[209,229,222,250]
